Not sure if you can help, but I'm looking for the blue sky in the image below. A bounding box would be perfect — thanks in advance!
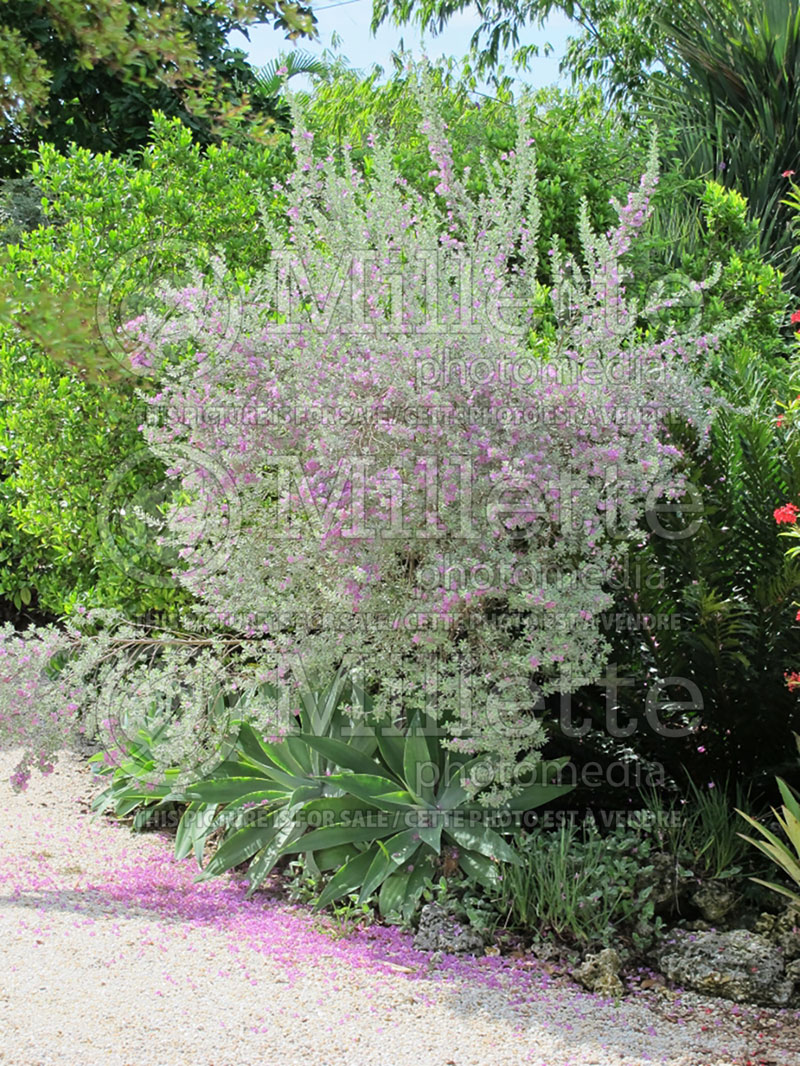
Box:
[232,3,576,90]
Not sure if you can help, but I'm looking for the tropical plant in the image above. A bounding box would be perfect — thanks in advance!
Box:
[89,713,186,828]
[738,738,800,905]
[652,0,800,292]
[179,672,573,919]
[245,50,331,124]
[305,725,571,919]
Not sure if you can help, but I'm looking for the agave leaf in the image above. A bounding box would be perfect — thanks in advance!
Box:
[416,821,443,851]
[458,847,503,890]
[284,735,315,776]
[403,719,434,804]
[297,733,384,776]
[182,777,281,804]
[245,820,307,896]
[324,772,417,810]
[378,870,411,917]
[435,756,484,809]
[174,801,211,862]
[506,781,575,811]
[446,823,522,866]
[205,758,271,780]
[237,723,304,776]
[311,843,360,872]
[300,794,384,821]
[375,722,406,779]
[197,824,279,880]
[314,847,379,910]
[358,829,421,903]
[281,822,391,854]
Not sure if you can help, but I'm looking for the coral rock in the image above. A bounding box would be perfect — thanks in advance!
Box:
[754,904,800,960]
[412,903,484,955]
[658,928,794,1007]
[690,880,739,924]
[574,948,624,999]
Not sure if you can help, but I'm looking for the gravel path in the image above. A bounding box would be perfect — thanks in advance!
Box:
[0,749,797,1066]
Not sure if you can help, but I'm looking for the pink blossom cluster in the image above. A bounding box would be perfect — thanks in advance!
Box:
[0,624,80,790]
[125,85,736,799]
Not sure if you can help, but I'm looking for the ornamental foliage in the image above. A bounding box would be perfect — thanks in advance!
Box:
[0,74,744,799]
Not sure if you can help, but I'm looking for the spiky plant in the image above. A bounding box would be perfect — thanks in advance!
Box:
[738,736,800,903]
[560,344,800,795]
[654,0,800,290]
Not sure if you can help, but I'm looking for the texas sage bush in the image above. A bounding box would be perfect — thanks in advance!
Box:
[0,73,746,800]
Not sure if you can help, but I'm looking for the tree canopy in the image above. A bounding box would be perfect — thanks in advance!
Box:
[0,0,317,174]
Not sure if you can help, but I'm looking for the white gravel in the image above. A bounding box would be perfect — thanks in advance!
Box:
[0,749,797,1066]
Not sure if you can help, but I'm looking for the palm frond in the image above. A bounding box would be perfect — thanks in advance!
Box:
[655,0,800,289]
[251,51,330,98]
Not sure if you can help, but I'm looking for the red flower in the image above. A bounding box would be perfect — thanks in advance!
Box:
[795,609,800,621]
[786,671,800,691]
[775,502,800,524]
[778,414,785,427]
[791,310,800,325]
[784,169,797,178]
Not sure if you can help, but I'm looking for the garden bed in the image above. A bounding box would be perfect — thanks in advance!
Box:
[0,749,797,1066]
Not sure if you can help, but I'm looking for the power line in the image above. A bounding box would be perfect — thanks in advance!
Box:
[313,0,362,10]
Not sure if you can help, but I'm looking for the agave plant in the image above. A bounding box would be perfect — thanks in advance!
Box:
[174,666,379,877]
[89,723,185,828]
[178,671,572,917]
[301,725,572,920]
[89,673,239,828]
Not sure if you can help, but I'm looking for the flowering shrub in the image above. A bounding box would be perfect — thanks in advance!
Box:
[0,75,745,798]
[0,623,81,789]
[0,613,286,791]
[117,75,740,802]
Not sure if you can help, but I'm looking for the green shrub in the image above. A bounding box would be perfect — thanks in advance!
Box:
[0,114,291,619]
[306,60,644,285]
